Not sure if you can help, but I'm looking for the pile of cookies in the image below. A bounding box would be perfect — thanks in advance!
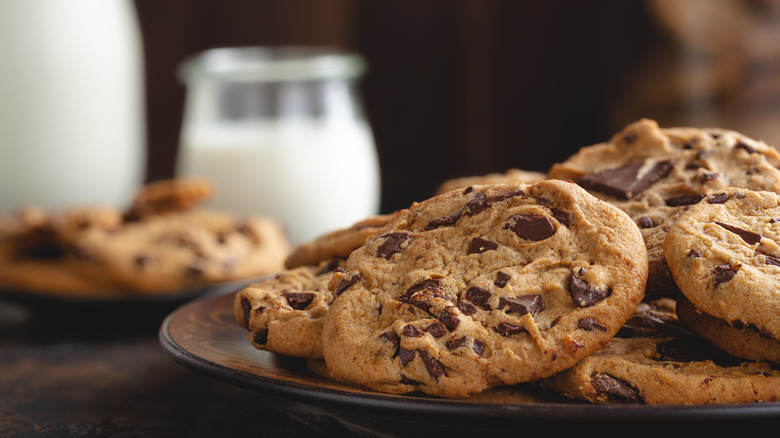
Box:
[234,118,780,404]
[0,178,290,297]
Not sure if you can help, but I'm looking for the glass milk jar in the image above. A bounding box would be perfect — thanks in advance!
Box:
[176,47,381,245]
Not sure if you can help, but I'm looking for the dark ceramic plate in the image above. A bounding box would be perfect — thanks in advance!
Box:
[158,292,780,437]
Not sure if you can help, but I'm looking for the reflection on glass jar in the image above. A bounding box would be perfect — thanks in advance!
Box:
[176,47,381,245]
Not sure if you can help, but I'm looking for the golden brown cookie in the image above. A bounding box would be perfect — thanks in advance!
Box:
[123,177,213,221]
[322,180,648,398]
[548,118,780,296]
[234,258,343,359]
[434,169,547,195]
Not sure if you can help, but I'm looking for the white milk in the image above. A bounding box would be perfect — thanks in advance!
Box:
[177,120,381,245]
[0,0,145,213]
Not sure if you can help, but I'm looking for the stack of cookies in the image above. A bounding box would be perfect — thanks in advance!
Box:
[0,178,290,297]
[234,118,780,404]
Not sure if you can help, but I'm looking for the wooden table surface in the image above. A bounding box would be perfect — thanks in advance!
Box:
[0,297,358,438]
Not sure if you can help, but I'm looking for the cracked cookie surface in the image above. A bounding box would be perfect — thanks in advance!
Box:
[322,179,648,397]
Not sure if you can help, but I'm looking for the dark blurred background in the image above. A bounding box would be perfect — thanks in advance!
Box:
[134,0,780,214]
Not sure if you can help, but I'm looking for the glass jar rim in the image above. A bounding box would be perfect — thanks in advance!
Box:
[178,46,367,83]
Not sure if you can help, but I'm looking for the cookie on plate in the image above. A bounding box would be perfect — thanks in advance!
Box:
[322,179,648,398]
[71,209,290,293]
[663,188,780,362]
[539,297,780,404]
[434,169,547,196]
[548,118,780,296]
[284,214,392,269]
[235,258,343,359]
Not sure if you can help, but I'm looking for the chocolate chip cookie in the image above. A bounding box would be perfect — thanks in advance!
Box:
[235,258,343,359]
[284,214,392,269]
[322,179,648,398]
[540,297,780,404]
[548,118,780,296]
[663,188,780,361]
[434,169,547,195]
[72,210,290,293]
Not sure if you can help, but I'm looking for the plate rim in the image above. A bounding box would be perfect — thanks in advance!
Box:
[158,292,780,422]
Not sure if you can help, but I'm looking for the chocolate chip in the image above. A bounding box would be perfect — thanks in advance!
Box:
[399,375,419,385]
[448,337,467,350]
[464,190,525,217]
[283,292,316,310]
[439,306,460,331]
[251,329,269,345]
[376,232,410,258]
[591,373,642,404]
[665,194,706,206]
[380,330,400,348]
[240,297,252,329]
[468,237,498,254]
[771,218,780,223]
[715,221,761,245]
[464,286,491,310]
[687,249,702,258]
[418,350,446,381]
[578,160,673,200]
[426,209,464,230]
[569,274,611,307]
[623,131,638,144]
[498,294,544,315]
[402,325,423,337]
[399,348,416,366]
[637,216,654,228]
[494,271,511,288]
[496,322,525,336]
[398,279,448,312]
[457,301,477,315]
[316,258,342,275]
[578,317,608,331]
[735,140,758,154]
[712,264,738,288]
[425,321,448,337]
[707,192,729,204]
[333,273,362,296]
[505,214,556,241]
[700,173,721,184]
[765,254,780,267]
[134,253,151,268]
[463,186,473,194]
[472,339,486,356]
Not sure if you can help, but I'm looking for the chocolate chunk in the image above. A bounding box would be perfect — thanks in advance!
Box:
[282,292,316,310]
[569,274,611,307]
[134,254,151,268]
[706,192,729,204]
[496,322,525,336]
[468,237,498,254]
[578,317,607,331]
[464,286,491,309]
[399,375,419,385]
[439,306,460,331]
[655,338,743,367]
[376,232,410,258]
[464,190,525,217]
[402,325,423,337]
[494,271,511,288]
[241,297,252,329]
[398,348,416,366]
[457,301,477,315]
[665,194,705,206]
[715,221,761,245]
[463,186,474,194]
[766,254,780,267]
[426,209,464,230]
[398,279,448,311]
[380,330,400,348]
[712,264,738,288]
[578,160,673,199]
[687,249,701,258]
[448,337,468,350]
[700,173,721,184]
[505,214,556,241]
[637,216,654,228]
[623,131,638,144]
[250,329,269,345]
[591,373,642,404]
[735,140,758,154]
[316,258,342,275]
[333,273,362,296]
[425,321,447,337]
[472,339,485,356]
[552,209,572,227]
[418,350,446,381]
[498,294,544,315]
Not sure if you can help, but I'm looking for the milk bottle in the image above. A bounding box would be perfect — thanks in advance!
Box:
[0,0,146,213]
[176,47,381,245]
